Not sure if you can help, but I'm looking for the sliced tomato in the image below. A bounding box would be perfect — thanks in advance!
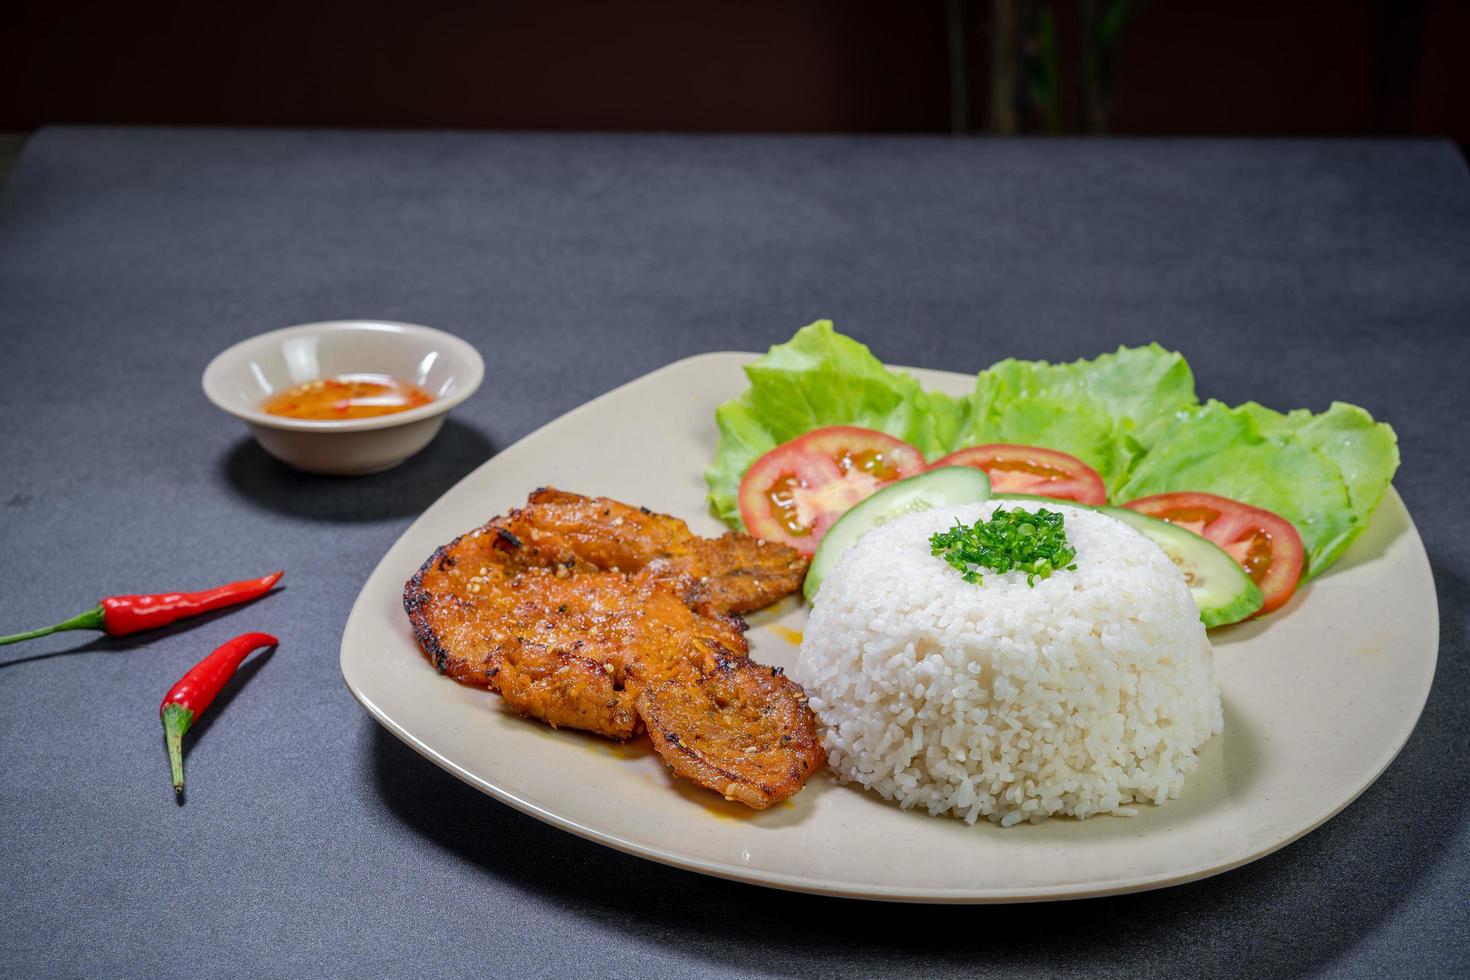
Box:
[1123,491,1305,616]
[929,444,1107,506]
[738,426,927,555]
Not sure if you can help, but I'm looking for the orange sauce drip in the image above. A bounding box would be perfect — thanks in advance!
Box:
[836,447,900,479]
[1154,505,1221,526]
[767,625,804,646]
[1239,531,1275,583]
[985,458,1069,480]
[765,474,811,536]
[766,445,900,535]
[262,374,433,421]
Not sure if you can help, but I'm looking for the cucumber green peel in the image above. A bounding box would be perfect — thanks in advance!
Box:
[803,467,990,602]
[1096,506,1264,628]
[988,496,1263,627]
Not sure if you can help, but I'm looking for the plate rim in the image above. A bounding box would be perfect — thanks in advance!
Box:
[340,350,1440,903]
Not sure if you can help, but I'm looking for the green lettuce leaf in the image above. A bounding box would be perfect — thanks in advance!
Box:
[706,323,1399,578]
[954,344,1197,493]
[1115,400,1398,577]
[704,320,958,528]
[1240,401,1400,539]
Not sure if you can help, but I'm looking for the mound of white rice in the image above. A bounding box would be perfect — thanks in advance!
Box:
[796,501,1222,826]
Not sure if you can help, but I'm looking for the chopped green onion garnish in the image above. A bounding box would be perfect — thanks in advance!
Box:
[929,507,1079,587]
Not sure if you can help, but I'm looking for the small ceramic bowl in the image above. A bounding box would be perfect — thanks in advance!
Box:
[203,320,484,475]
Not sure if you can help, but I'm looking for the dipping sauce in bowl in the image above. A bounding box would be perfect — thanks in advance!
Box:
[204,319,483,475]
[261,374,433,421]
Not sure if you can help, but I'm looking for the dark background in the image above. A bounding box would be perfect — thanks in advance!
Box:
[1,0,1466,142]
[1,127,1466,979]
[1,2,1467,974]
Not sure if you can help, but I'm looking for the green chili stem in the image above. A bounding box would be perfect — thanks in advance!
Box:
[161,703,193,794]
[0,606,106,647]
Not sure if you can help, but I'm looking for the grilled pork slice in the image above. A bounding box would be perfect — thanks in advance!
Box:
[637,655,825,809]
[499,487,808,615]
[405,529,751,739]
[403,489,822,806]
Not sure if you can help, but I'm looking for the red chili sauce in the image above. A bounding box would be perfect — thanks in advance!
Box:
[261,375,433,420]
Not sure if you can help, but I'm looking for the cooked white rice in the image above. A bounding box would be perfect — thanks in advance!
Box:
[796,501,1222,826]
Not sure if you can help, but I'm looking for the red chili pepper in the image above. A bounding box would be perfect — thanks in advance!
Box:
[0,571,283,647]
[161,632,278,794]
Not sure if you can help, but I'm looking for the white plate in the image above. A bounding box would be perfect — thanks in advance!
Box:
[340,353,1438,902]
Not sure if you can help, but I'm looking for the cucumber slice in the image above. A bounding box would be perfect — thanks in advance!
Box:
[804,467,991,603]
[1096,506,1264,628]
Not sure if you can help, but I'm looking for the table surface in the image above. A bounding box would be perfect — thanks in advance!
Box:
[1,127,1466,979]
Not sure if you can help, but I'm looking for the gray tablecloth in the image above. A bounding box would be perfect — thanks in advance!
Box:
[1,128,1466,979]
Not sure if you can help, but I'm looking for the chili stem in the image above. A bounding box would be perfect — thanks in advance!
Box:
[0,606,106,647]
[161,703,192,794]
